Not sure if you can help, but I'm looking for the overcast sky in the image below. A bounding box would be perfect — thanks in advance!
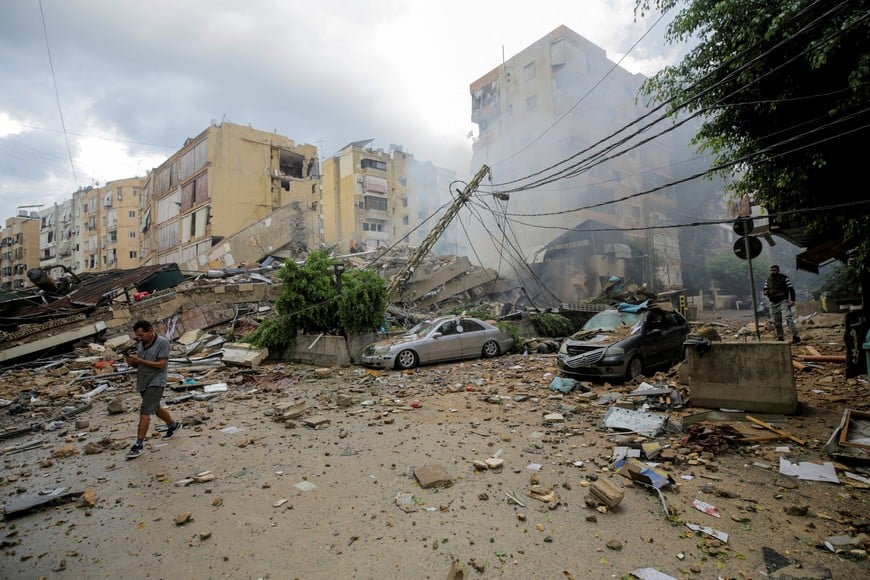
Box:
[0,0,683,221]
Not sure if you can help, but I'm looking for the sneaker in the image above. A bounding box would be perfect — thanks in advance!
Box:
[126,444,144,459]
[792,336,801,344]
[163,421,183,439]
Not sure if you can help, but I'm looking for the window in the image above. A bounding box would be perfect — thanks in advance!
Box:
[523,61,536,81]
[402,216,409,225]
[129,211,136,218]
[361,158,386,171]
[459,318,484,332]
[129,231,137,239]
[129,251,138,259]
[364,195,388,212]
[526,95,537,110]
[402,197,408,208]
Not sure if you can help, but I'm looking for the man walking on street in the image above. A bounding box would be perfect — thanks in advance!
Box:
[124,320,182,459]
[763,265,801,343]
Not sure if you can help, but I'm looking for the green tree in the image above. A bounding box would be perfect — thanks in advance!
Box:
[244,249,386,349]
[706,250,770,296]
[636,0,870,269]
[819,262,861,299]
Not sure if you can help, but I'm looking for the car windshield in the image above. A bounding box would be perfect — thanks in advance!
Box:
[581,310,642,332]
[405,320,437,336]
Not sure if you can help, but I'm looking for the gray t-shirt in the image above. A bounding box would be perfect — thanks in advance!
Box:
[136,334,169,391]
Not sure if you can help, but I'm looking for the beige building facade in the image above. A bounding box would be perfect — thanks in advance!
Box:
[321,140,458,254]
[140,122,319,267]
[70,177,145,274]
[321,140,394,254]
[0,213,40,290]
[9,123,456,279]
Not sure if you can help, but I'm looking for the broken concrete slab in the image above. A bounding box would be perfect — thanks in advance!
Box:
[177,329,204,346]
[273,400,306,421]
[220,343,268,368]
[1,487,83,520]
[0,320,108,364]
[601,406,669,436]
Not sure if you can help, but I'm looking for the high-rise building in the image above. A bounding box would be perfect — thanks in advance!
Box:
[469,25,731,298]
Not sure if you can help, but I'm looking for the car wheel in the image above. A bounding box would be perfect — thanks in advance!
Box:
[395,349,419,370]
[481,340,500,358]
[625,356,643,380]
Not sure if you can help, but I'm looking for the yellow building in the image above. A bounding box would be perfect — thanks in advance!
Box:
[67,178,145,274]
[140,122,319,267]
[321,140,392,254]
[321,140,457,254]
[0,212,40,290]
[101,177,144,270]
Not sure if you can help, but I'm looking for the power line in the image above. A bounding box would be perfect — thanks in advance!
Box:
[492,8,673,168]
[38,0,77,188]
[482,0,853,193]
[498,112,870,218]
[499,198,870,234]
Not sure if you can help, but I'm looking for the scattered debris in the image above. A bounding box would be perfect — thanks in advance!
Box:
[1,487,83,520]
[686,522,729,543]
[779,458,840,483]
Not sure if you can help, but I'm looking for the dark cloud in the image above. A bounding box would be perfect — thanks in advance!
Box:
[0,1,675,222]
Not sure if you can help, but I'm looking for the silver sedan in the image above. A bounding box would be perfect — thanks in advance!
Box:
[360,316,514,370]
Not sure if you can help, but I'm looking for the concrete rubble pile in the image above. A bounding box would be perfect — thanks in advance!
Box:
[0,307,868,578]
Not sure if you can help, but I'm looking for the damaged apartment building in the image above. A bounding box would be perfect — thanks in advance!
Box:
[468,25,732,305]
[139,122,320,270]
[0,121,499,326]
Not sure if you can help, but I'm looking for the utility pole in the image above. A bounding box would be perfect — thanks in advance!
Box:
[385,164,491,300]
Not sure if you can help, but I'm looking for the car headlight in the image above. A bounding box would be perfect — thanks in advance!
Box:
[558,341,568,354]
[368,345,390,355]
[605,345,624,356]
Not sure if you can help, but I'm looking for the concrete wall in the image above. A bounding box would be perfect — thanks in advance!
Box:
[681,341,798,414]
[275,333,380,367]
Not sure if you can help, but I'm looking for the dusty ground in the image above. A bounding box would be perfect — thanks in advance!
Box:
[0,310,868,580]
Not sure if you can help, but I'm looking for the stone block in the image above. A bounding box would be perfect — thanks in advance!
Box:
[221,342,268,368]
[414,464,453,488]
[589,478,625,508]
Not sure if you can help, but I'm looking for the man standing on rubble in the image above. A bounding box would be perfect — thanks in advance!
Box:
[763,265,801,344]
[124,320,182,459]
